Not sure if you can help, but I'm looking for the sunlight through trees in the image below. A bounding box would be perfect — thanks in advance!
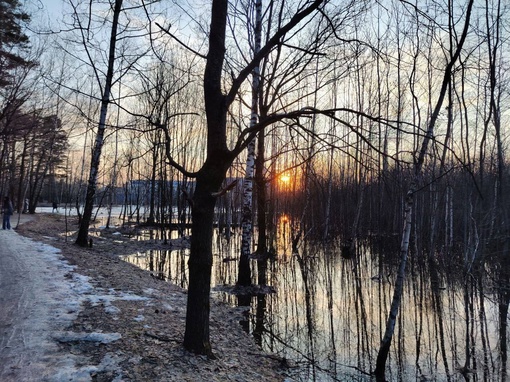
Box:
[2,0,510,379]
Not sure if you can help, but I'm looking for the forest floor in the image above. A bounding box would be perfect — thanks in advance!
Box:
[13,213,289,382]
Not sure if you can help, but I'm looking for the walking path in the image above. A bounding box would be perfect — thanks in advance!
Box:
[0,215,119,381]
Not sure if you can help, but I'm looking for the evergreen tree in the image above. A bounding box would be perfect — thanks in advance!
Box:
[0,0,31,86]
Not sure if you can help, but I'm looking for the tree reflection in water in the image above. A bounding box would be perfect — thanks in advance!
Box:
[121,228,510,381]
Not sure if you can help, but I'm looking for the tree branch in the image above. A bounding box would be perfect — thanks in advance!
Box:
[155,22,207,59]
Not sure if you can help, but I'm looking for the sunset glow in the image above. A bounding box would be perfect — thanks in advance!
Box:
[280,174,291,184]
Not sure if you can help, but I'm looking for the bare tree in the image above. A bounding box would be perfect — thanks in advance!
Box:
[175,0,351,355]
[374,1,475,379]
[238,0,263,287]
[73,0,123,245]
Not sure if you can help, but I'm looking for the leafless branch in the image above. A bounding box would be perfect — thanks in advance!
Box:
[155,22,207,59]
[211,179,239,197]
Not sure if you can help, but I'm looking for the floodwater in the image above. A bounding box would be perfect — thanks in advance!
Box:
[117,220,510,382]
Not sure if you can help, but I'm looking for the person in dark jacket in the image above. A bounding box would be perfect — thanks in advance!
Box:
[3,196,13,229]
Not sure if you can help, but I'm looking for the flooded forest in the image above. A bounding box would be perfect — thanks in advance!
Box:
[2,0,510,381]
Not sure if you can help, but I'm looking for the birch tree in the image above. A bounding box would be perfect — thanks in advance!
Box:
[238,0,262,287]
[74,0,124,246]
[374,1,475,379]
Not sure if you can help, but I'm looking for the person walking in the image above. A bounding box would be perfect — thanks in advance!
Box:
[2,196,13,230]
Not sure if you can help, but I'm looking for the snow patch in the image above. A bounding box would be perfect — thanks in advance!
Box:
[105,305,121,315]
[56,332,122,344]
[47,353,124,382]
[0,230,148,381]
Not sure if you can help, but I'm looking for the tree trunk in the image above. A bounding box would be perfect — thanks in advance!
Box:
[148,144,158,225]
[238,135,255,286]
[238,0,263,287]
[374,1,474,379]
[184,158,230,355]
[184,180,215,355]
[76,0,123,247]
[183,0,230,354]
[183,0,327,355]
[255,110,268,285]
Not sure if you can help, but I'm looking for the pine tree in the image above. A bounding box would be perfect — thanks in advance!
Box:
[0,0,31,86]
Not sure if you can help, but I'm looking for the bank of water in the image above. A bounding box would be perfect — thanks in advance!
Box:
[114,224,509,382]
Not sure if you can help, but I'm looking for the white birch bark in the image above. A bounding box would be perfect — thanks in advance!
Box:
[238,0,262,286]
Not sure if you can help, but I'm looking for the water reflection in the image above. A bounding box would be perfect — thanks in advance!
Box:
[119,229,509,381]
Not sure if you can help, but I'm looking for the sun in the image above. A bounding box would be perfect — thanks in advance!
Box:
[280,174,291,184]
[278,173,292,190]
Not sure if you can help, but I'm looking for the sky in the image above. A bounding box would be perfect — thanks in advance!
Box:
[26,0,66,30]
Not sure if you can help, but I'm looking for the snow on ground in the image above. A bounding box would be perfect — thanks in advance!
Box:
[0,225,147,381]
